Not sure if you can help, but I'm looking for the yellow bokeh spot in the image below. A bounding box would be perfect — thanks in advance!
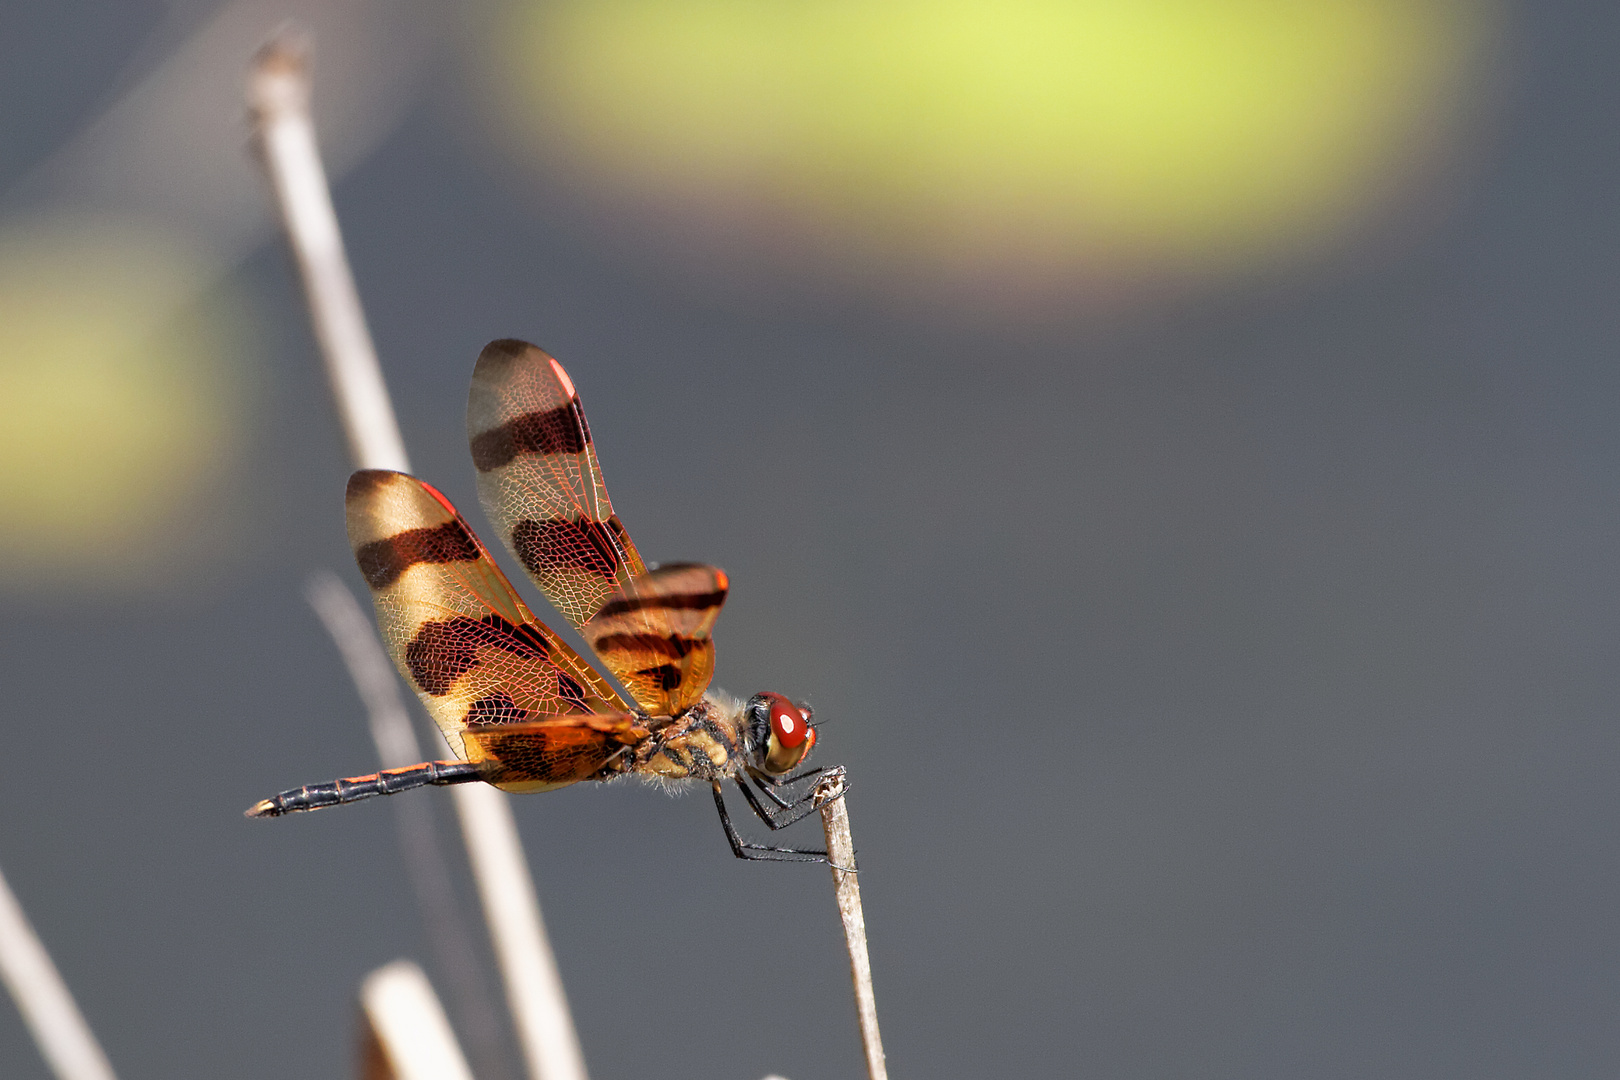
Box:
[491,0,1489,276]
[0,219,244,579]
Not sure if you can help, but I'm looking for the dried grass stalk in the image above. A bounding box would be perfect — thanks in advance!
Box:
[247,28,588,1080]
[308,571,516,1080]
[246,28,408,473]
[452,785,588,1080]
[360,961,475,1080]
[305,570,424,771]
[0,864,117,1080]
[817,769,888,1080]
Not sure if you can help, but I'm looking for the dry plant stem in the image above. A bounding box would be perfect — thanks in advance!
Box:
[247,30,408,473]
[308,572,517,1080]
[817,769,888,1080]
[453,785,588,1080]
[248,30,589,1080]
[306,570,426,771]
[0,864,117,1080]
[361,961,476,1080]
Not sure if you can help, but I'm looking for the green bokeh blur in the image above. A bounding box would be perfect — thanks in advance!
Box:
[490,0,1492,280]
[0,218,249,581]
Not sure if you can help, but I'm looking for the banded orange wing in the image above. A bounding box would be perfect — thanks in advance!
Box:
[249,346,841,864]
[344,468,633,788]
[467,338,647,634]
[460,715,648,792]
[583,563,729,717]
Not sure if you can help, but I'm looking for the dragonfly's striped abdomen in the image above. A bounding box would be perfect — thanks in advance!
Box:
[245,760,482,817]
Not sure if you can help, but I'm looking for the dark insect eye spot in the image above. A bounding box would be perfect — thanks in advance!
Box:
[769,694,808,749]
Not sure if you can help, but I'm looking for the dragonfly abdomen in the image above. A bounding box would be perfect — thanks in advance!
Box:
[245,760,483,817]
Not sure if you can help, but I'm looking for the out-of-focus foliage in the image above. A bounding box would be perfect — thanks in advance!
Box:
[0,217,250,582]
[486,0,1494,289]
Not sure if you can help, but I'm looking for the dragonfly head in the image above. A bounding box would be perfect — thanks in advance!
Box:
[745,692,816,775]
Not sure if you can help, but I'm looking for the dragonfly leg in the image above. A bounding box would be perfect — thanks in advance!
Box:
[711,782,828,863]
[769,764,835,788]
[246,760,482,817]
[744,764,836,810]
[736,774,842,831]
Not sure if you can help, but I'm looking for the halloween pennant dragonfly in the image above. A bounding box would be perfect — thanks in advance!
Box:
[248,339,836,862]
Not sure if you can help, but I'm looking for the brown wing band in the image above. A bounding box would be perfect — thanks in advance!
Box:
[354,519,482,589]
[470,399,592,471]
[588,632,706,660]
[592,588,729,620]
[511,515,632,581]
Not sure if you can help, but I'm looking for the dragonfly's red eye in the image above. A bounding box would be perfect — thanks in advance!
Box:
[770,698,808,749]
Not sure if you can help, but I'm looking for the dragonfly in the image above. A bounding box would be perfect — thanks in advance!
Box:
[248,339,838,862]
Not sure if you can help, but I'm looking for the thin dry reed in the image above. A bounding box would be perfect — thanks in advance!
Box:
[818,769,888,1080]
[360,961,476,1080]
[0,864,118,1080]
[307,571,515,1080]
[247,29,588,1080]
[247,23,888,1080]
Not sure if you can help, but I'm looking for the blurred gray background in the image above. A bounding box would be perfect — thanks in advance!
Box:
[2,2,1619,1078]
